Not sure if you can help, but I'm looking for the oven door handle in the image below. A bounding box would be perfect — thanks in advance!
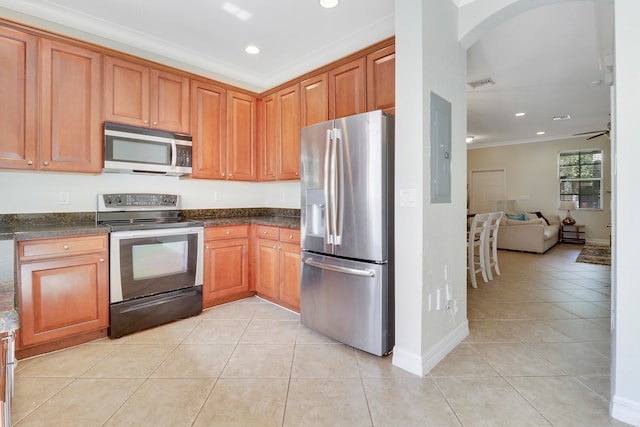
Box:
[111,226,203,239]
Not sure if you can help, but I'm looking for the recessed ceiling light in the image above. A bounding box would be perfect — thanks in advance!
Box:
[536,131,545,135]
[466,136,475,143]
[320,0,339,8]
[245,45,260,55]
[515,112,526,117]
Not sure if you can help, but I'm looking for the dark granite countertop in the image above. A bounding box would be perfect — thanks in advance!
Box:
[5,223,110,241]
[0,281,19,333]
[199,215,300,229]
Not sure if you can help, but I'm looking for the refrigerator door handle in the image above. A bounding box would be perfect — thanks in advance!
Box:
[302,257,375,277]
[329,129,339,247]
[323,129,333,245]
[334,128,344,246]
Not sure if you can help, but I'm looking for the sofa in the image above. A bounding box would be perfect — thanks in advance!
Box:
[496,212,560,253]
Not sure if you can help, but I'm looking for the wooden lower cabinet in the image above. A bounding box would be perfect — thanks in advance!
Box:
[17,234,109,356]
[203,225,251,308]
[253,225,301,311]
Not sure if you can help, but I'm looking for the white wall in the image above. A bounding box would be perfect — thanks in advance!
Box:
[392,0,468,376]
[611,0,640,424]
[0,171,301,213]
[467,136,612,243]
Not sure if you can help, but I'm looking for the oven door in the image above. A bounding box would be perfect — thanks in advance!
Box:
[109,226,203,303]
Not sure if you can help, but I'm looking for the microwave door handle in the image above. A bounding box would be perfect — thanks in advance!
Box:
[170,141,177,168]
[324,129,333,245]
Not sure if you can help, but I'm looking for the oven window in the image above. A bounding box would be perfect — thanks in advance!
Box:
[132,241,188,280]
[117,233,199,300]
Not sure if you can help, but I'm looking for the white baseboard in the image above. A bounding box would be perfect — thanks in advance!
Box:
[392,320,469,377]
[611,395,640,426]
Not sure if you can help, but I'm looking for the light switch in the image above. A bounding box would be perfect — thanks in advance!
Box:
[400,189,417,207]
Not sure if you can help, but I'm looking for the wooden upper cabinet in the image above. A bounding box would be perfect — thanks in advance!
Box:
[277,85,301,180]
[191,80,227,179]
[328,57,366,120]
[105,56,190,133]
[367,45,395,114]
[300,73,328,127]
[258,94,278,181]
[258,85,300,182]
[39,39,103,173]
[0,26,37,170]
[227,90,256,181]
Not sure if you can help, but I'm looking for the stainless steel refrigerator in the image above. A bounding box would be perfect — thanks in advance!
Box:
[300,110,394,356]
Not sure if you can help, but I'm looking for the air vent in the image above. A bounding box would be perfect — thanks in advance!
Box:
[553,114,572,121]
[467,78,495,89]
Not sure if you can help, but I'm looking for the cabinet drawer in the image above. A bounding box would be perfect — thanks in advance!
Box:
[205,225,250,240]
[19,234,108,261]
[255,225,279,240]
[279,228,300,245]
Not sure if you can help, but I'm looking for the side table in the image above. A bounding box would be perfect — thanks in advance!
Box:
[560,224,586,244]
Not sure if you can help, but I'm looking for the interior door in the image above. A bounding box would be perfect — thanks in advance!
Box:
[470,169,506,213]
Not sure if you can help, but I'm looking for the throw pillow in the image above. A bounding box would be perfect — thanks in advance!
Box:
[530,211,551,225]
[505,213,527,221]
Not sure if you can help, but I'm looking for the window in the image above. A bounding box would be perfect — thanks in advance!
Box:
[558,149,603,209]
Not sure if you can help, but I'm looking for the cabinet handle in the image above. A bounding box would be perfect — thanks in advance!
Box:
[289,234,293,239]
[153,121,158,126]
[263,231,267,235]
[226,231,230,235]
[206,245,209,249]
[295,172,299,176]
[43,161,49,166]
[273,245,277,249]
[229,173,233,177]
[63,244,69,250]
[144,120,149,124]
[222,172,226,177]
[99,258,105,263]
[27,160,33,165]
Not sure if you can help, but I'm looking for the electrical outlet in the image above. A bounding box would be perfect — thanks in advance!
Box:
[58,192,69,205]
[213,192,220,201]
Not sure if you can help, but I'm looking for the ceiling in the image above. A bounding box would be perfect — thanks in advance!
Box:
[467,1,614,147]
[0,0,614,147]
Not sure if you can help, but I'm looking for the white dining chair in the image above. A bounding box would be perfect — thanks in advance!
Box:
[467,213,491,288]
[484,211,504,281]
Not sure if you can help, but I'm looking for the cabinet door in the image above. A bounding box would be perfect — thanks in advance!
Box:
[227,91,256,181]
[258,93,277,181]
[300,73,328,127]
[0,26,37,170]
[203,238,250,307]
[151,69,190,133]
[279,241,301,310]
[39,39,103,173]
[19,253,109,347]
[254,238,280,299]
[191,80,227,179]
[277,85,301,180]
[104,56,150,127]
[366,45,395,114]
[328,58,366,120]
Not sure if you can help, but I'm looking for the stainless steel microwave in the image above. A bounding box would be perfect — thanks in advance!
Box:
[103,122,193,176]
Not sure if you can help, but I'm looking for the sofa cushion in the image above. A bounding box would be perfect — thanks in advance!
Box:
[530,211,551,225]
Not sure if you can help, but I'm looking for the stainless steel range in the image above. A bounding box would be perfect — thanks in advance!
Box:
[97,193,204,338]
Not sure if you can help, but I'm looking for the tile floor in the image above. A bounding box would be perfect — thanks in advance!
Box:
[12,243,628,426]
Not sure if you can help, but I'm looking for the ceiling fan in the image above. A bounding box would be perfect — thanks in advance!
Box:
[572,122,611,140]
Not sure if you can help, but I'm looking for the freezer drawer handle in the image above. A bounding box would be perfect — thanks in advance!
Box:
[302,258,375,277]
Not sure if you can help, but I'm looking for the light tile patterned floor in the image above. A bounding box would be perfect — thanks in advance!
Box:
[12,244,629,426]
